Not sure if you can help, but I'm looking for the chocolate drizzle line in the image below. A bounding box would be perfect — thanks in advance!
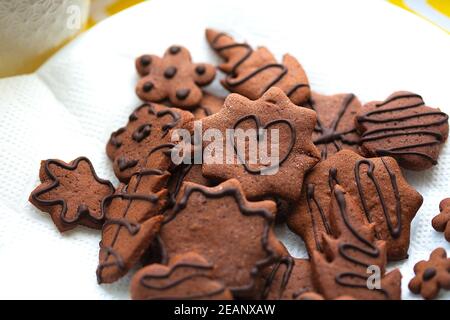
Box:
[310,94,359,159]
[261,256,294,299]
[355,158,402,239]
[30,157,114,225]
[139,261,228,300]
[230,114,296,174]
[358,93,448,164]
[332,187,389,298]
[162,183,277,295]
[97,144,175,283]
[211,32,309,98]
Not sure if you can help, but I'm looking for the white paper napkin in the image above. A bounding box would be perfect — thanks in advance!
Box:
[0,0,449,299]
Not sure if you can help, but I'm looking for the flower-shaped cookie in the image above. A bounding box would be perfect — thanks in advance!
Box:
[29,157,114,232]
[408,248,450,299]
[135,46,216,109]
[432,198,450,242]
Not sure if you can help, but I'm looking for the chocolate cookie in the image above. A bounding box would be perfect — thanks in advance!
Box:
[29,157,114,232]
[131,252,233,300]
[259,257,314,300]
[296,292,355,300]
[356,91,449,170]
[201,87,320,201]
[107,103,193,182]
[307,92,361,159]
[432,198,450,242]
[136,46,216,109]
[206,29,310,105]
[287,150,423,261]
[192,92,225,120]
[409,248,450,299]
[97,169,169,283]
[159,179,282,298]
[311,185,402,300]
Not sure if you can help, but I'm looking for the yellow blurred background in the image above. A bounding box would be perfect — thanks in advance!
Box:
[0,0,447,78]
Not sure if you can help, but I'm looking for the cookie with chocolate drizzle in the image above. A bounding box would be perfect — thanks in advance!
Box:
[201,87,320,201]
[158,179,283,298]
[287,150,423,261]
[311,185,402,300]
[29,157,114,232]
[307,92,361,159]
[131,252,233,300]
[107,103,193,182]
[356,91,449,170]
[206,29,310,105]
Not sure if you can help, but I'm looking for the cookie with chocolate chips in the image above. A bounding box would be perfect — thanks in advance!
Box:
[206,29,310,105]
[287,150,423,261]
[307,92,361,159]
[311,185,402,300]
[131,252,233,300]
[201,87,320,201]
[29,157,114,232]
[136,46,216,109]
[107,103,193,182]
[158,179,283,298]
[356,91,449,170]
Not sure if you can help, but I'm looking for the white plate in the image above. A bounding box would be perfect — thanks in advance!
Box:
[0,0,449,299]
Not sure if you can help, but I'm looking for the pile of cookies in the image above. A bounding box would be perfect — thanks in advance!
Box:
[29,29,450,300]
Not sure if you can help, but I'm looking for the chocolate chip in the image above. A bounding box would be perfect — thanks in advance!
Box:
[169,46,181,54]
[140,55,152,67]
[118,157,138,171]
[132,124,152,142]
[176,88,190,100]
[129,112,138,122]
[422,268,437,281]
[164,66,177,79]
[195,65,206,75]
[143,82,154,92]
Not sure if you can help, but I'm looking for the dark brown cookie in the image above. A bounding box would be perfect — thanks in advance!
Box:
[191,92,225,120]
[356,91,449,170]
[409,248,450,299]
[135,46,216,109]
[287,150,423,261]
[131,252,233,300]
[311,185,402,300]
[97,169,169,284]
[206,29,310,105]
[432,198,450,242]
[307,92,361,159]
[159,179,282,298]
[201,87,320,201]
[107,103,193,182]
[29,157,114,232]
[259,257,314,300]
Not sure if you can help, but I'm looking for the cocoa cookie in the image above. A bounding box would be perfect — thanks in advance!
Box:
[260,257,314,300]
[409,248,450,299]
[192,92,225,120]
[136,46,216,109]
[97,169,169,283]
[356,91,449,170]
[107,103,193,182]
[432,198,450,242]
[29,157,114,232]
[296,292,355,300]
[131,252,233,300]
[287,150,423,261]
[307,92,361,159]
[159,179,282,298]
[311,185,402,300]
[206,29,310,105]
[201,87,320,201]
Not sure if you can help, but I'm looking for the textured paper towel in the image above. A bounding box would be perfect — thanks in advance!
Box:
[0,0,449,299]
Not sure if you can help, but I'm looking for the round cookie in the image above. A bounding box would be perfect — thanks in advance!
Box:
[356,91,449,170]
